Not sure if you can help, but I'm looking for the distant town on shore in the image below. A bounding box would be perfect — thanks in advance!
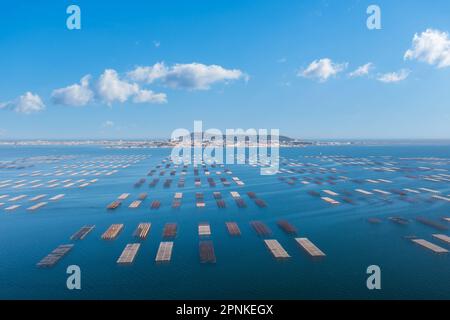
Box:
[1,136,449,148]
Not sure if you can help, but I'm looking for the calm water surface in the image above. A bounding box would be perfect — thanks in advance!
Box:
[0,145,449,299]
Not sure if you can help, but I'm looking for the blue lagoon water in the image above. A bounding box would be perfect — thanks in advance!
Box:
[0,145,449,299]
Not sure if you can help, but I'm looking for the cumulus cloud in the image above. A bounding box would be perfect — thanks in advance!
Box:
[51,75,94,106]
[0,92,46,114]
[127,62,247,90]
[97,69,167,105]
[348,63,374,78]
[10,61,244,112]
[377,69,410,83]
[97,69,140,104]
[299,58,347,82]
[404,29,450,68]
[133,89,167,104]
[127,63,168,84]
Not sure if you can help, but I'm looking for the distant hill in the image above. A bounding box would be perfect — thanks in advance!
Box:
[180,132,298,144]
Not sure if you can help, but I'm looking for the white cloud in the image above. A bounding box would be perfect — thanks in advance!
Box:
[133,89,167,104]
[0,92,46,114]
[404,29,450,68]
[127,62,247,90]
[127,63,168,83]
[348,63,374,78]
[97,69,140,104]
[97,69,168,105]
[299,58,347,82]
[153,41,160,48]
[377,69,410,83]
[102,120,115,128]
[51,75,94,106]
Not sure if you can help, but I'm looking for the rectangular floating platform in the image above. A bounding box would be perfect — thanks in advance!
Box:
[5,205,21,211]
[150,200,161,209]
[107,200,121,210]
[373,189,392,195]
[198,223,211,236]
[47,183,60,188]
[254,199,267,208]
[389,217,410,225]
[216,199,226,208]
[101,224,124,240]
[277,220,297,235]
[138,192,148,200]
[149,179,159,187]
[155,241,173,262]
[225,222,241,236]
[63,183,75,188]
[9,195,27,202]
[163,223,177,238]
[264,239,291,259]
[234,197,247,208]
[411,239,448,254]
[174,192,183,199]
[27,202,47,211]
[416,217,448,231]
[432,234,450,244]
[129,200,142,208]
[404,188,420,194]
[117,193,130,200]
[49,194,65,201]
[117,243,141,264]
[432,195,450,202]
[37,244,74,268]
[250,221,272,237]
[355,189,373,195]
[295,238,326,257]
[163,179,173,188]
[321,197,340,205]
[29,194,47,202]
[247,192,257,199]
[323,190,339,196]
[172,200,181,208]
[199,241,216,263]
[195,192,204,200]
[196,201,205,208]
[133,223,151,239]
[418,188,440,194]
[230,191,241,199]
[71,225,95,240]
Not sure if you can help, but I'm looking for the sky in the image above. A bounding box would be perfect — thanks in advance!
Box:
[1,0,450,140]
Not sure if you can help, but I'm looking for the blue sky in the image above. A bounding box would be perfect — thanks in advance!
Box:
[1,0,450,139]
